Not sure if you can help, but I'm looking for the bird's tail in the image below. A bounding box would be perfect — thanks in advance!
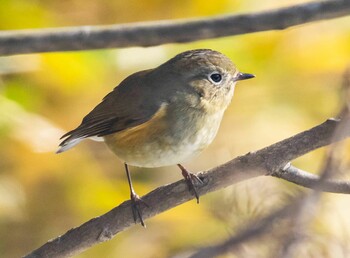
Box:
[56,136,84,154]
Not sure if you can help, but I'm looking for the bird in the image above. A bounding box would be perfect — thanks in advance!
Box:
[57,49,254,226]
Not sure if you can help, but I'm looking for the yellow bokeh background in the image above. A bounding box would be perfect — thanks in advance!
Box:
[1,0,350,257]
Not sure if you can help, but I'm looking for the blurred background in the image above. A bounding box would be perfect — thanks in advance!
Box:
[1,0,350,257]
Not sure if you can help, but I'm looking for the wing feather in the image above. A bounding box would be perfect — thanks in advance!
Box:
[57,69,164,153]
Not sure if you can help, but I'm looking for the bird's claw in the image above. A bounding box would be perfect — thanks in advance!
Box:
[130,192,148,227]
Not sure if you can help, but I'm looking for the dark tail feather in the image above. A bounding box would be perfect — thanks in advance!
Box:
[56,135,84,153]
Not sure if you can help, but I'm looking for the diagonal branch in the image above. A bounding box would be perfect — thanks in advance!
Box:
[1,0,350,56]
[24,118,350,258]
[190,69,350,258]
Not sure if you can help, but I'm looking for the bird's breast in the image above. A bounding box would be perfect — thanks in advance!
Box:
[104,103,225,167]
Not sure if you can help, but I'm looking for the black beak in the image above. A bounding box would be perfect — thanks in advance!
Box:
[235,72,255,81]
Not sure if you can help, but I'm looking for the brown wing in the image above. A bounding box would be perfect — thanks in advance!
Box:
[57,69,164,152]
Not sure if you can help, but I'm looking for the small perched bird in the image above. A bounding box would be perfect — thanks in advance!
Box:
[57,49,254,226]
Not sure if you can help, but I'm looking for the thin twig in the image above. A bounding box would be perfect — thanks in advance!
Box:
[273,165,350,194]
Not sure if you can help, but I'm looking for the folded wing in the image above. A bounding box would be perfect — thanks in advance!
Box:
[57,70,163,153]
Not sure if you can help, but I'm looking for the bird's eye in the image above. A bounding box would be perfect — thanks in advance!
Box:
[209,73,222,84]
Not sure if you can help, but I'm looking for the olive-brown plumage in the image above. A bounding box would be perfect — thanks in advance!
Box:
[58,49,254,226]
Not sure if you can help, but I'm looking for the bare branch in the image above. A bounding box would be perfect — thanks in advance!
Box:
[1,0,350,56]
[202,70,350,258]
[278,69,350,258]
[24,118,349,258]
[272,165,350,194]
[191,115,350,258]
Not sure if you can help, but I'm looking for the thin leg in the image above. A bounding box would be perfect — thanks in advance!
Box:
[124,163,147,227]
[177,164,203,204]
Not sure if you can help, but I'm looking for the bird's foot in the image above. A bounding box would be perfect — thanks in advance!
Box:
[130,191,149,227]
[177,164,203,203]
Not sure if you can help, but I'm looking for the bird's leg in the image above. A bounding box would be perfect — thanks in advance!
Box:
[177,164,203,203]
[124,163,148,227]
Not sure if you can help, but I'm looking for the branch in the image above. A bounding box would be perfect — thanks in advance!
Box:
[191,120,350,258]
[191,70,350,258]
[273,165,350,194]
[1,0,350,55]
[24,118,350,258]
